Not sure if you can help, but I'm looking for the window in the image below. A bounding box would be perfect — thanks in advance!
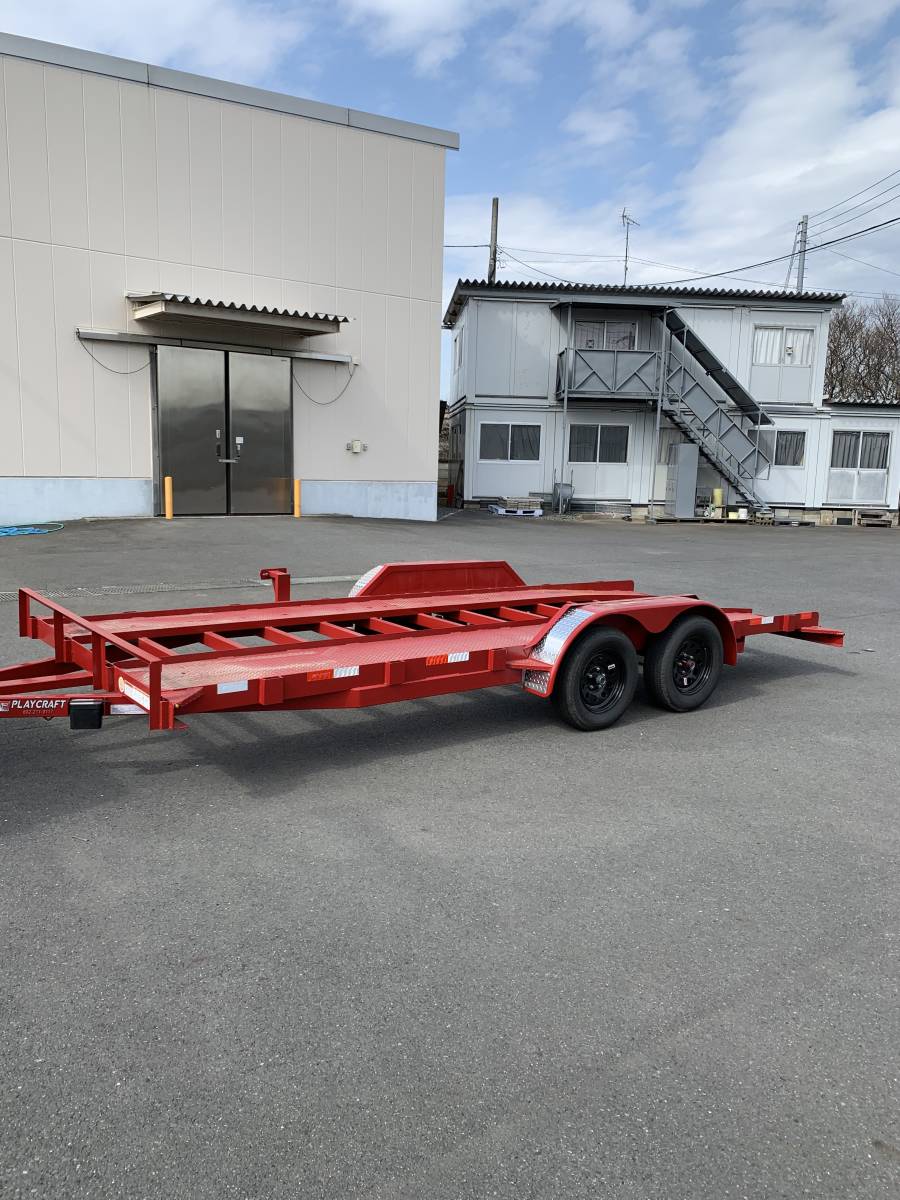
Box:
[861,431,889,470]
[575,322,602,350]
[784,328,813,367]
[774,430,806,467]
[569,425,598,462]
[753,326,815,367]
[605,321,636,351]
[831,430,890,470]
[510,424,541,460]
[575,320,637,351]
[568,424,629,464]
[753,326,782,365]
[598,425,629,463]
[479,422,540,461]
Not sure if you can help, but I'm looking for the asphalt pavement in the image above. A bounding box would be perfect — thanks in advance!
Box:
[1,512,898,1199]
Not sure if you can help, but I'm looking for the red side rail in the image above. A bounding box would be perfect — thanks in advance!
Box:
[729,608,844,648]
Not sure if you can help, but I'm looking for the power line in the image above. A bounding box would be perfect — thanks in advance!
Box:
[475,212,900,293]
[632,213,900,286]
[506,249,793,290]
[498,249,578,283]
[809,166,900,221]
[826,247,900,279]
[810,189,900,238]
[809,178,900,232]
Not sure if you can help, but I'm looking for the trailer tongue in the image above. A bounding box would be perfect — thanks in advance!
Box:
[0,560,843,733]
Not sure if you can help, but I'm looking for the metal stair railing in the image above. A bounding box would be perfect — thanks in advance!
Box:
[664,401,767,508]
[662,322,772,511]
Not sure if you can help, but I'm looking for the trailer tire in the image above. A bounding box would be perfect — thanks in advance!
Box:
[644,614,723,712]
[551,626,638,731]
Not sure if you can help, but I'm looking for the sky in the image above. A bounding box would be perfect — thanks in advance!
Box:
[3,0,900,316]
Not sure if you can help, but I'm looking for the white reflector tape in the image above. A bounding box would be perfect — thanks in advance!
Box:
[117,677,150,710]
[217,680,249,694]
[334,665,360,678]
[110,704,144,716]
[348,566,382,597]
[758,616,774,626]
[532,607,595,665]
[447,651,470,663]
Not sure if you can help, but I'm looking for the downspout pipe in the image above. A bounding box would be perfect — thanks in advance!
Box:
[558,303,573,514]
[648,307,668,522]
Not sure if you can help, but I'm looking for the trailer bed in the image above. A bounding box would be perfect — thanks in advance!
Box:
[0,560,843,732]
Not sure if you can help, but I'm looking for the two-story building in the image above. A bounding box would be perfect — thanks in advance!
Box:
[444,280,900,523]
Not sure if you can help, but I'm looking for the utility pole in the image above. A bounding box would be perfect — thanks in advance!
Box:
[796,213,808,292]
[488,196,499,284]
[622,208,639,285]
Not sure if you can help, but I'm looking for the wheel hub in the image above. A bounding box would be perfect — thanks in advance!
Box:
[579,653,625,711]
[673,637,711,692]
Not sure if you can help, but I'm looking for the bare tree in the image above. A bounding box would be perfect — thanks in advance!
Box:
[825,295,900,403]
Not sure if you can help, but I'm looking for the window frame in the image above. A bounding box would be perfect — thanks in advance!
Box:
[574,319,638,352]
[566,422,630,465]
[829,429,891,471]
[752,324,816,368]
[477,421,542,463]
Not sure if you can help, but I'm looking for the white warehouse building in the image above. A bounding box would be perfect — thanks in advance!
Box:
[0,32,456,524]
[445,280,900,524]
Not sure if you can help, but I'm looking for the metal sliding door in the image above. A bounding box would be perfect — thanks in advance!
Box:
[157,346,227,515]
[156,347,292,515]
[227,353,292,514]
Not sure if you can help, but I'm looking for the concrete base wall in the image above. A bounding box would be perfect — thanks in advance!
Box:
[0,478,153,524]
[301,481,437,522]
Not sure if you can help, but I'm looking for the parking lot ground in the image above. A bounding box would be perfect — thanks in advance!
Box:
[1,513,899,1199]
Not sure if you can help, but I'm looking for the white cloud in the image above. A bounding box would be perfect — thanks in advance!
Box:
[0,0,305,80]
[341,0,512,74]
[444,1,900,307]
[561,105,639,148]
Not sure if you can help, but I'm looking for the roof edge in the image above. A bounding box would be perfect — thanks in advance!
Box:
[0,31,459,150]
[443,278,846,326]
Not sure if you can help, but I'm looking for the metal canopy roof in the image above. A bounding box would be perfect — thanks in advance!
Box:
[663,308,773,426]
[443,279,845,327]
[127,293,349,337]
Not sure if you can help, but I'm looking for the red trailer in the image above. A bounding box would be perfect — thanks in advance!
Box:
[0,560,842,733]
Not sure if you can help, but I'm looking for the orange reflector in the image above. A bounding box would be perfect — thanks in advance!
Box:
[426,654,448,667]
[308,669,333,682]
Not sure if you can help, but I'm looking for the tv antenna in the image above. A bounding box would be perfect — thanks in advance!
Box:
[622,208,640,285]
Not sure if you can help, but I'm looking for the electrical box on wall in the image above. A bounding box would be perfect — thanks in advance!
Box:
[664,443,700,519]
[346,440,368,454]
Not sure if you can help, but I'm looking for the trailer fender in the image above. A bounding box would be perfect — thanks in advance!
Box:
[521,600,738,697]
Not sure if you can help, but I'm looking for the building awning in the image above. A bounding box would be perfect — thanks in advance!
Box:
[127,292,349,337]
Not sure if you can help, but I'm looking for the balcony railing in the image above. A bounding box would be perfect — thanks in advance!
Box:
[555,348,661,399]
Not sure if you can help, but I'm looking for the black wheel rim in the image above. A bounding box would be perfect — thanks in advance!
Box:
[579,650,627,712]
[672,636,713,695]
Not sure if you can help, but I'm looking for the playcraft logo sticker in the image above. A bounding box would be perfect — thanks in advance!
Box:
[0,698,68,716]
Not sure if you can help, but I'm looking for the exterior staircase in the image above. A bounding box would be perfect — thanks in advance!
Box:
[659,311,773,512]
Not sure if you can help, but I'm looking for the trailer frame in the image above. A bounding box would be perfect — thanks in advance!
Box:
[0,560,843,732]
